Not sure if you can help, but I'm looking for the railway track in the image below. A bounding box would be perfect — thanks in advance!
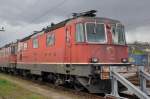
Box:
[23,76,141,99]
[0,72,105,99]
[33,81,105,99]
[0,72,141,99]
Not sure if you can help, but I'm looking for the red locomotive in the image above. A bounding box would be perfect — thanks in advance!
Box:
[0,43,17,72]
[0,10,129,93]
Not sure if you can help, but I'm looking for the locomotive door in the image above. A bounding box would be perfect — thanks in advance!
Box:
[65,26,72,63]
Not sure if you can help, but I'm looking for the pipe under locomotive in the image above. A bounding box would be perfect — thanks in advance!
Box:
[0,10,130,94]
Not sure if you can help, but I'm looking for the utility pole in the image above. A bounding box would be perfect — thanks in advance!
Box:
[0,26,5,31]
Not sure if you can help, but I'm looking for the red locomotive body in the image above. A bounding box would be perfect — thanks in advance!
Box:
[17,17,128,65]
[0,43,17,71]
[17,26,66,64]
[0,10,130,93]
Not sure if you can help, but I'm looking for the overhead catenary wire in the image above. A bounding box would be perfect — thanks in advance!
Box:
[17,0,69,39]
[27,0,150,31]
[30,0,68,23]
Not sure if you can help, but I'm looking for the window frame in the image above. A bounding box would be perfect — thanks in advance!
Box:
[75,23,85,43]
[111,24,117,44]
[23,42,28,50]
[111,23,126,45]
[116,23,126,45]
[46,32,55,47]
[85,22,107,44]
[33,38,39,48]
[66,28,70,43]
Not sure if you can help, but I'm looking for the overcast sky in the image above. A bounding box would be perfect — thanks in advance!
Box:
[0,0,150,46]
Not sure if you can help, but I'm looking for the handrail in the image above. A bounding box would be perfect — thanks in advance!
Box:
[140,71,150,81]
[139,70,150,95]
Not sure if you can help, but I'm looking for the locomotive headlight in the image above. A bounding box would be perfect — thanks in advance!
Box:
[91,57,99,63]
[121,58,128,63]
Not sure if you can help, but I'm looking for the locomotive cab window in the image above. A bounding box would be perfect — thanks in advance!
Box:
[46,33,55,47]
[117,25,126,44]
[86,23,106,43]
[112,24,126,45]
[76,23,84,42]
[111,24,117,44]
[33,38,38,48]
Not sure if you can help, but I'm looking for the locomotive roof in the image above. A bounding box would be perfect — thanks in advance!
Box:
[0,42,17,49]
[74,17,121,24]
[19,16,121,42]
[19,18,71,42]
[19,32,37,42]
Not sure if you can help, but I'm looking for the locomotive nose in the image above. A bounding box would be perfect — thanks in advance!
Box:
[106,46,116,62]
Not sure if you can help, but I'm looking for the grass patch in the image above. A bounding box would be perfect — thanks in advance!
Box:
[0,78,49,99]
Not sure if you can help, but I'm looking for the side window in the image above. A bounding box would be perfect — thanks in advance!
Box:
[18,42,23,52]
[46,33,55,47]
[66,29,70,43]
[76,23,84,42]
[111,24,118,44]
[33,38,38,48]
[23,42,28,50]
[11,46,15,54]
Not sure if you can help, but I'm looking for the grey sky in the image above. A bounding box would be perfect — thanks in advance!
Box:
[0,0,150,46]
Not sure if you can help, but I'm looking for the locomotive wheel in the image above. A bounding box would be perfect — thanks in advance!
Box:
[74,84,85,91]
[54,78,63,86]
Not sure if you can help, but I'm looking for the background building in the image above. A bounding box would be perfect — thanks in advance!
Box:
[128,42,150,69]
